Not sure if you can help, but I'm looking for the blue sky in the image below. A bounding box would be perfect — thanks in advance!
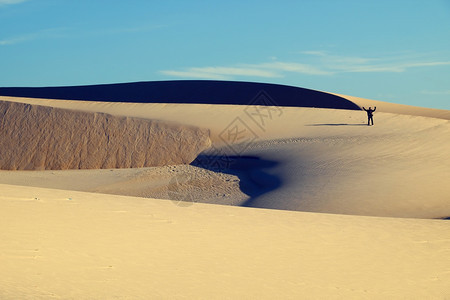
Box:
[1,0,449,109]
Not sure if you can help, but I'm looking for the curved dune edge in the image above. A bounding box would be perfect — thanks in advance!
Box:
[0,85,448,299]
[0,80,362,110]
[0,92,448,219]
[0,100,211,170]
[1,99,448,219]
[331,92,450,120]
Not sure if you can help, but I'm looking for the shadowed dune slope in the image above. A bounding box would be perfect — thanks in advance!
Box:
[0,101,210,170]
[0,80,361,110]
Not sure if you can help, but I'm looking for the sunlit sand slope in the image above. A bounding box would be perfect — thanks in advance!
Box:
[0,81,449,299]
[333,92,450,120]
[0,184,449,299]
[0,100,210,170]
[0,96,448,219]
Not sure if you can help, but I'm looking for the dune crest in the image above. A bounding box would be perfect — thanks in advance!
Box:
[332,92,450,120]
[0,100,211,170]
[0,80,361,110]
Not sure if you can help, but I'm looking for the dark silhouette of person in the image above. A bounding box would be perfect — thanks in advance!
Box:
[363,106,376,126]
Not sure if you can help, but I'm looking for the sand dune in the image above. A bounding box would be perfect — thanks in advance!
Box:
[333,92,450,120]
[0,81,449,298]
[1,96,448,218]
[0,100,210,170]
[0,80,361,110]
[1,184,449,299]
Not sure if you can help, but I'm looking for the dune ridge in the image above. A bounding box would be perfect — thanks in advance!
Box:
[1,99,448,219]
[333,92,450,120]
[0,81,449,298]
[0,80,361,110]
[0,100,211,170]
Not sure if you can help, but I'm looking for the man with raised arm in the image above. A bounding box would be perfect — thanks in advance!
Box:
[363,106,376,126]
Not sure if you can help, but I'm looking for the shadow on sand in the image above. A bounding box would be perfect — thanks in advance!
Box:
[306,123,367,126]
[0,80,361,110]
[191,155,282,206]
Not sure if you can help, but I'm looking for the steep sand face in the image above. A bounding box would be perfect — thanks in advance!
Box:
[0,100,211,170]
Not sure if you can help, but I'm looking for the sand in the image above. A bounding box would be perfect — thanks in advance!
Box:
[1,184,449,299]
[332,92,450,120]
[0,100,210,170]
[0,89,449,299]
[1,97,448,218]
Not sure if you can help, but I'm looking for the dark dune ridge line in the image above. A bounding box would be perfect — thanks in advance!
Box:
[0,101,211,170]
[0,80,361,110]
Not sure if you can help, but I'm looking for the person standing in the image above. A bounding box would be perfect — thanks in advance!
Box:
[363,106,376,126]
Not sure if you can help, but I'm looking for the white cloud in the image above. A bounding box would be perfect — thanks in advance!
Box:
[191,66,278,78]
[421,90,450,95]
[160,70,230,80]
[302,51,373,65]
[0,24,164,46]
[161,51,450,80]
[0,0,28,6]
[160,61,331,80]
[82,24,166,38]
[0,27,68,46]
[161,65,282,80]
[339,61,450,73]
[404,61,450,68]
[0,33,39,45]
[302,51,450,74]
[301,50,327,57]
[348,61,450,73]
[333,64,405,73]
[258,61,333,75]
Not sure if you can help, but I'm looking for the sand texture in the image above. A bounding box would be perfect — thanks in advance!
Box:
[1,184,449,299]
[334,92,450,120]
[1,98,448,219]
[0,100,210,170]
[0,81,449,299]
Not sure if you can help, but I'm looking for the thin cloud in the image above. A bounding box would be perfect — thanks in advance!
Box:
[302,51,450,73]
[302,51,373,65]
[191,66,278,78]
[0,0,27,6]
[0,33,39,46]
[160,70,230,80]
[0,27,68,46]
[258,61,333,75]
[161,51,450,80]
[337,61,450,73]
[421,90,450,95]
[161,65,281,80]
[83,24,166,38]
[0,24,165,46]
[339,61,450,73]
[161,61,331,80]
[0,36,28,45]
[405,61,450,68]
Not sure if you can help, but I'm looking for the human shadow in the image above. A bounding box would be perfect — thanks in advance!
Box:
[306,123,367,126]
[191,154,282,206]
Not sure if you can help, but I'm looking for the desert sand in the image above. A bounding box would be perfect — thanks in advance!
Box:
[0,83,449,299]
[0,100,210,170]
